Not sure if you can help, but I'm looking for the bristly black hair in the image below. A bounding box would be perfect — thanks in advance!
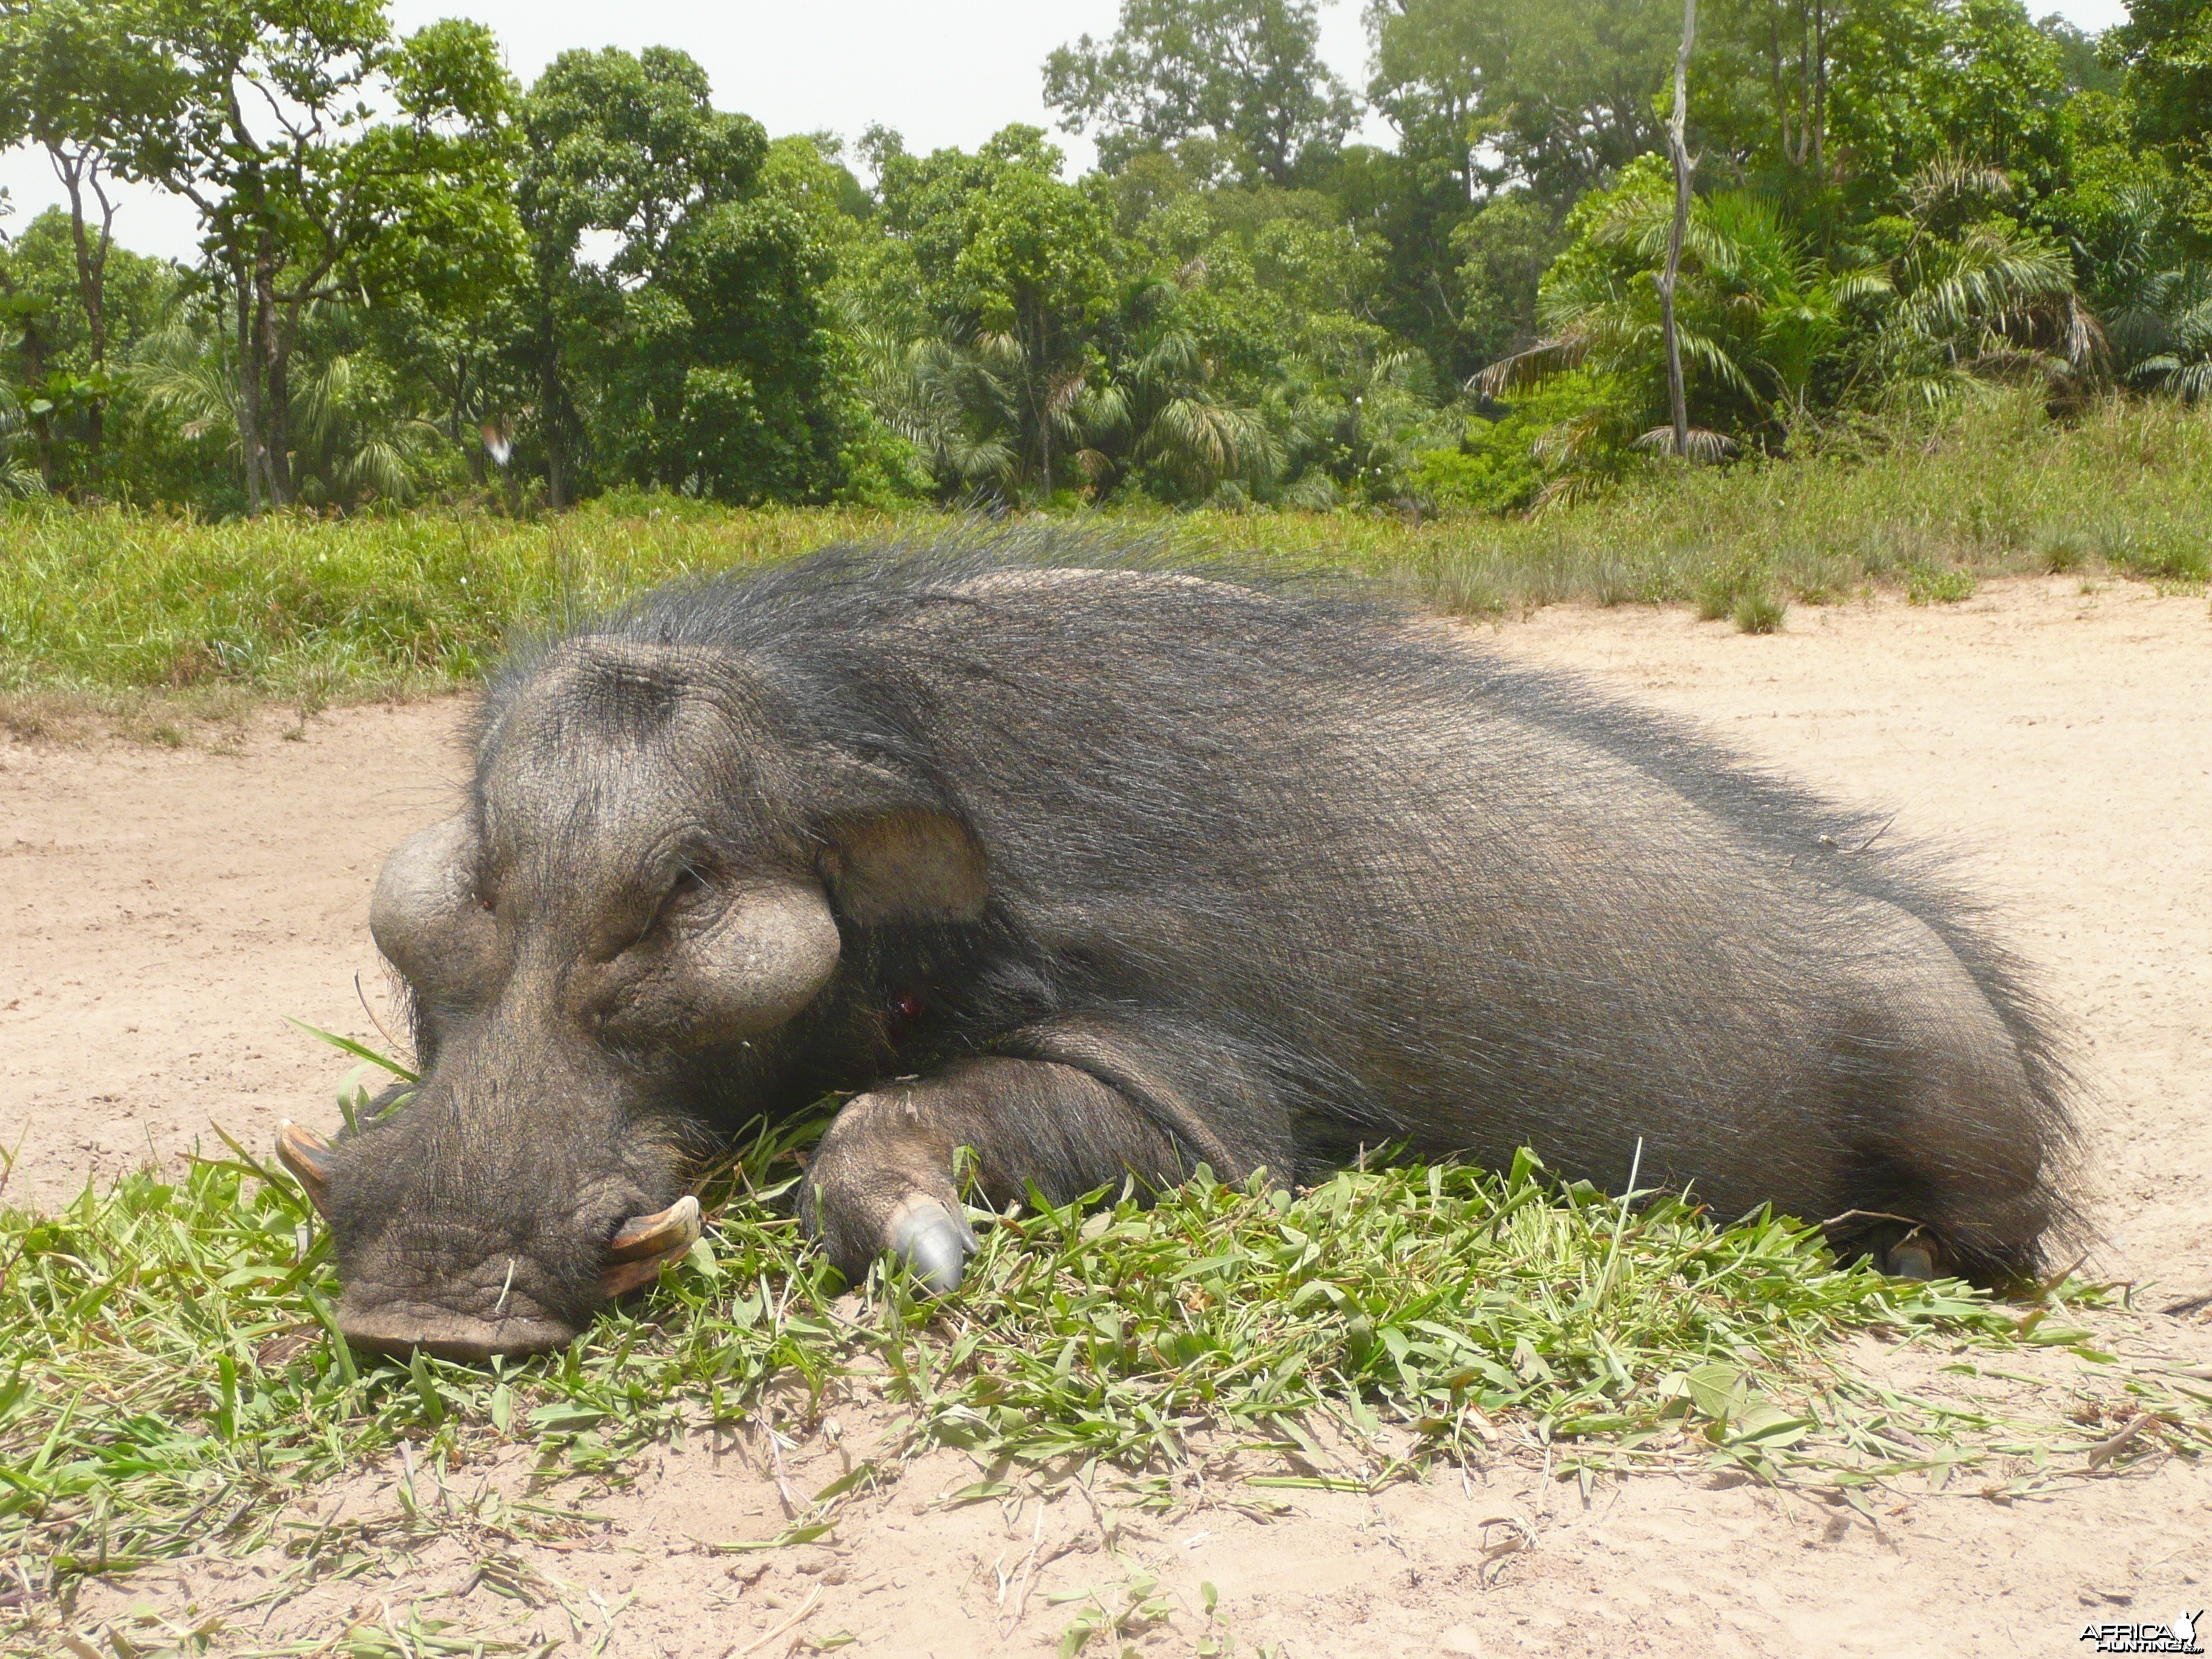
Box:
[467,526,2082,1277]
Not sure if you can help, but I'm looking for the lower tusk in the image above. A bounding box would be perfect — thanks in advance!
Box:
[606,1195,701,1263]
[276,1120,335,1216]
[601,1253,678,1298]
[601,1195,703,1300]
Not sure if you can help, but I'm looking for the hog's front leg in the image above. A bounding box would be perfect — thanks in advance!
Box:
[799,1056,1191,1292]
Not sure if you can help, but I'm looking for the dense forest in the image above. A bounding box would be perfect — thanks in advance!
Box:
[0,0,2206,517]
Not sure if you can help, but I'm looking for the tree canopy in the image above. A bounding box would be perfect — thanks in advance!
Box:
[0,0,2204,516]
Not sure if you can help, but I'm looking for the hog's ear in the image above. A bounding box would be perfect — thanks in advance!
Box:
[819,809,989,926]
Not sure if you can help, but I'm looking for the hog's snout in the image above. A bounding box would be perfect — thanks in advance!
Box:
[327,1222,585,1360]
[327,1196,701,1361]
[282,1123,703,1362]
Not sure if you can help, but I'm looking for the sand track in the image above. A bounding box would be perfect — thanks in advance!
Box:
[5,575,2208,1655]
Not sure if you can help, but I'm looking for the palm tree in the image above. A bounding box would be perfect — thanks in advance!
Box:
[1264,331,1436,503]
[1849,215,2099,413]
[287,354,446,510]
[2081,184,2212,401]
[1078,326,1275,502]
[1474,186,1825,466]
[132,316,446,508]
[1475,157,2100,505]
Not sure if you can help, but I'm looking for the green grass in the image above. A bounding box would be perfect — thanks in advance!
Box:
[6,1105,2208,1624]
[1,395,2208,706]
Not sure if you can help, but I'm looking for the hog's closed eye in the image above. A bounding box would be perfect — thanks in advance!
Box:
[652,867,714,927]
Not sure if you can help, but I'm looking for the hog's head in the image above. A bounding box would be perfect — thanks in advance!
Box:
[279,635,986,1360]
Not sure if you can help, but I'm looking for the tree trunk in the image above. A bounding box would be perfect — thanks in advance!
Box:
[1771,4,1790,166]
[539,316,571,511]
[1660,0,1698,459]
[55,150,114,491]
[256,248,293,508]
[1030,291,1053,498]
[15,305,55,490]
[233,262,264,516]
[1811,0,1827,181]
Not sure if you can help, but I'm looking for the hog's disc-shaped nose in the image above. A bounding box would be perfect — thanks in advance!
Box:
[336,1305,577,1363]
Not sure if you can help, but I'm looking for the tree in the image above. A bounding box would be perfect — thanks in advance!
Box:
[2106,0,2212,156]
[517,46,765,504]
[1073,277,1275,500]
[1045,0,1357,186]
[125,0,519,511]
[864,127,1119,498]
[0,0,177,486]
[1451,193,1559,364]
[0,205,184,493]
[515,49,858,505]
[1366,0,1681,210]
[1480,163,1810,462]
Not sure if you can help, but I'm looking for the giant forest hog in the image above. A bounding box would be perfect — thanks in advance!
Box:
[277,543,2077,1359]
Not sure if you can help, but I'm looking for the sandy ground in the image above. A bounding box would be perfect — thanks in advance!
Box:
[6,575,2211,1656]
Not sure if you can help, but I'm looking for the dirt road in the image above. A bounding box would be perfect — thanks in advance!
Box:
[7,575,2208,1656]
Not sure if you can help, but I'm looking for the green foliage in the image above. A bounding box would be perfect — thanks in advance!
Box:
[4,396,2209,705]
[1366,0,1679,211]
[511,46,864,507]
[1733,588,1787,631]
[1452,194,1562,367]
[1905,562,1977,603]
[6,1127,2203,1596]
[114,0,523,511]
[1412,374,1619,513]
[1043,0,1357,186]
[2105,0,2212,163]
[0,0,2207,516]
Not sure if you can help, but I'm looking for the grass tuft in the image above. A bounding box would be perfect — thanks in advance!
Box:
[1906,564,1977,606]
[1732,591,1787,633]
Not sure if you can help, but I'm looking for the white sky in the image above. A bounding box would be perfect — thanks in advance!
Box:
[0,0,2132,264]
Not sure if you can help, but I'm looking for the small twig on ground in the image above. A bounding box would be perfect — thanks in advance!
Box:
[763,1411,799,1517]
[2085,1411,2157,1469]
[729,1583,822,1657]
[999,1503,1045,1632]
[1069,1473,1118,1551]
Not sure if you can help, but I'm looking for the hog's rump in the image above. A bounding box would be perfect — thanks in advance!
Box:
[534,540,2079,1274]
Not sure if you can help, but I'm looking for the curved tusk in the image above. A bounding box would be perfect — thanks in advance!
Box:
[606,1195,701,1264]
[601,1254,674,1298]
[601,1195,703,1300]
[276,1120,335,1215]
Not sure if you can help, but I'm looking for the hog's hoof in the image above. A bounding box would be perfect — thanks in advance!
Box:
[1884,1239,1939,1280]
[888,1195,979,1295]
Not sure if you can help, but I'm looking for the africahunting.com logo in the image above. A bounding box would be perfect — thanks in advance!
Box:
[2081,1612,2204,1655]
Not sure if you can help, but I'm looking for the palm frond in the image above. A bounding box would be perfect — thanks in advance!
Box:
[1473,334,1590,397]
[1632,424,1738,460]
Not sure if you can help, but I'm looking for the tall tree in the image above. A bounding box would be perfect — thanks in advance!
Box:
[0,0,176,485]
[126,0,518,510]
[1045,0,1357,186]
[1366,0,1680,210]
[517,48,852,505]
[516,46,764,505]
[2105,0,2212,153]
[868,127,1118,497]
